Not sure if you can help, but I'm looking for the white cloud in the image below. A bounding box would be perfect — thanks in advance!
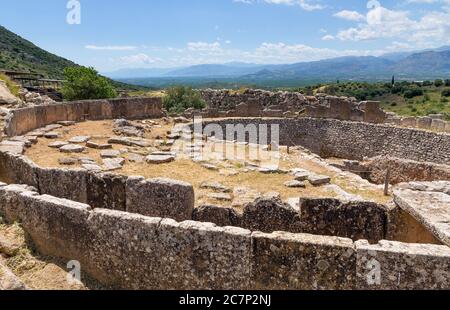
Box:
[321,34,335,40]
[119,53,159,65]
[333,10,365,21]
[85,45,137,51]
[187,41,222,52]
[233,0,325,11]
[334,4,450,46]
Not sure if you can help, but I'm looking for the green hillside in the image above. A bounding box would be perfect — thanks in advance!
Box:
[0,25,76,79]
[0,25,145,91]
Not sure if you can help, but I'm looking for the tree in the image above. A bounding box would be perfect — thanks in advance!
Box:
[434,79,444,87]
[391,75,395,86]
[62,67,117,101]
[162,86,206,114]
[445,79,450,87]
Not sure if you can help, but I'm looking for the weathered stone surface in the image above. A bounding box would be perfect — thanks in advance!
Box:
[0,261,27,290]
[192,205,242,227]
[207,193,232,202]
[59,144,85,153]
[300,199,389,243]
[126,177,195,221]
[242,198,301,233]
[57,121,76,126]
[200,181,231,193]
[102,158,125,171]
[251,231,356,290]
[69,136,91,144]
[293,171,310,181]
[363,156,450,185]
[308,174,331,186]
[48,141,69,149]
[58,157,77,165]
[0,141,25,154]
[127,153,144,163]
[82,164,103,172]
[108,137,151,147]
[86,141,113,150]
[284,180,306,188]
[100,150,121,158]
[44,131,59,139]
[145,154,175,164]
[394,183,450,247]
[0,153,39,188]
[356,240,450,290]
[205,118,450,165]
[87,173,127,211]
[37,168,88,203]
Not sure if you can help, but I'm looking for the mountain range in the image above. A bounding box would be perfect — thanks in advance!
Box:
[105,47,450,86]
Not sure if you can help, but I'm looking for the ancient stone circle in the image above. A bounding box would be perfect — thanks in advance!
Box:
[0,94,449,290]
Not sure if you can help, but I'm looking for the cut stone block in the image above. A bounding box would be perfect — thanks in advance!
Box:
[146,154,175,164]
[100,150,121,158]
[59,144,85,153]
[69,136,91,144]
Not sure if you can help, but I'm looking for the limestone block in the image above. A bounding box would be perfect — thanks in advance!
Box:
[192,205,242,227]
[251,231,356,290]
[417,117,432,129]
[157,220,252,289]
[364,101,386,124]
[242,197,302,233]
[400,117,417,128]
[87,173,127,211]
[126,177,194,221]
[356,240,450,289]
[0,184,38,223]
[18,192,92,267]
[431,119,446,132]
[300,199,388,243]
[37,168,88,203]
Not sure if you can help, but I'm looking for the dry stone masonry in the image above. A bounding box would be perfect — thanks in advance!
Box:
[0,96,449,290]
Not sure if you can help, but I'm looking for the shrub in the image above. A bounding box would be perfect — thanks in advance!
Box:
[441,89,450,97]
[403,88,423,99]
[162,86,206,114]
[62,67,117,101]
[445,79,450,87]
[0,73,20,97]
[434,79,444,87]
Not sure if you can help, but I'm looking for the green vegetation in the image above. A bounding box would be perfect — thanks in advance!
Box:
[162,86,206,114]
[0,25,76,79]
[0,72,20,96]
[0,25,147,92]
[289,80,450,121]
[62,67,117,101]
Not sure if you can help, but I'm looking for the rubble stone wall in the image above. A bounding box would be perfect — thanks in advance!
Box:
[0,152,194,222]
[1,184,449,290]
[362,156,450,185]
[4,97,165,137]
[200,89,450,132]
[205,118,450,164]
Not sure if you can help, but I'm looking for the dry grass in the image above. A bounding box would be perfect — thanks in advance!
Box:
[0,222,101,290]
[24,119,389,211]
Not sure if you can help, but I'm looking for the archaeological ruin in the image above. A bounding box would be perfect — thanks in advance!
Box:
[0,90,449,290]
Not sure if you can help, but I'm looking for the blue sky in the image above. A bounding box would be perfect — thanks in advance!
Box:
[1,0,450,72]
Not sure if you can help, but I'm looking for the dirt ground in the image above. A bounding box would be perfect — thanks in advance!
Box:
[0,221,102,290]
[24,119,390,210]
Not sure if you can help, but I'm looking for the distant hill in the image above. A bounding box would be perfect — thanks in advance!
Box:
[108,46,450,88]
[0,25,76,79]
[164,63,266,77]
